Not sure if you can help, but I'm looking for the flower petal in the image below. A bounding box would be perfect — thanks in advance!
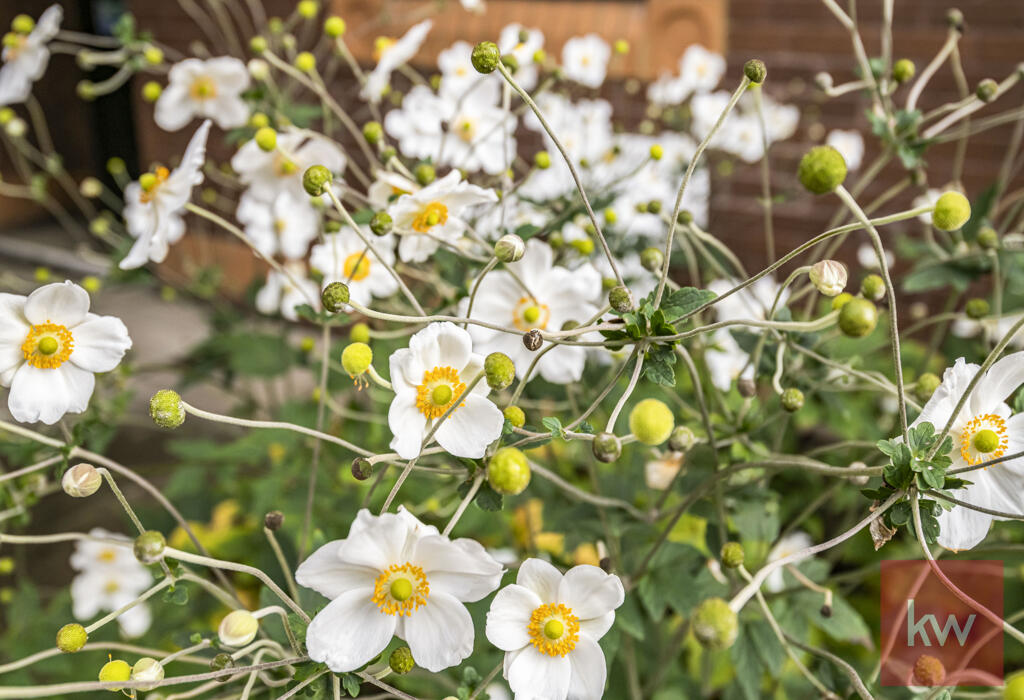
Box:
[415,535,503,602]
[486,583,540,651]
[556,566,624,620]
[936,479,997,551]
[305,587,396,672]
[337,511,412,571]
[8,363,94,424]
[69,314,131,373]
[578,611,615,642]
[401,591,475,672]
[507,644,572,700]
[566,633,608,700]
[972,351,1024,413]
[295,540,378,600]
[434,393,503,459]
[516,558,563,603]
[24,281,90,326]
[388,391,428,460]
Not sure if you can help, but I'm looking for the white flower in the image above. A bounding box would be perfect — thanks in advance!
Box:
[231,130,346,203]
[498,24,544,91]
[645,452,683,490]
[561,34,610,89]
[363,20,432,103]
[388,170,497,262]
[296,507,503,672]
[387,322,504,459]
[524,94,614,165]
[0,281,131,425]
[468,194,546,241]
[438,41,485,99]
[154,57,250,131]
[856,243,895,270]
[441,85,517,175]
[678,44,725,95]
[384,85,451,162]
[0,4,61,106]
[952,314,1024,349]
[367,171,420,210]
[765,531,813,592]
[647,72,690,107]
[121,120,211,270]
[460,0,485,12]
[826,129,865,171]
[463,239,601,385]
[485,559,624,700]
[70,529,153,638]
[255,263,319,321]
[236,190,319,260]
[912,354,1024,551]
[309,227,399,307]
[704,277,787,391]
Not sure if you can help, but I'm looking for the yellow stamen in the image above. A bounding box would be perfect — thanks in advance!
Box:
[343,252,371,282]
[372,562,429,616]
[373,37,396,61]
[139,166,170,203]
[98,549,117,563]
[412,202,448,233]
[512,297,550,331]
[960,414,1009,466]
[21,321,74,369]
[415,366,465,419]
[189,76,217,100]
[528,603,579,657]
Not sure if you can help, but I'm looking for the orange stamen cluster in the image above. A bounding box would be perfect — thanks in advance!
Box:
[21,321,73,369]
[371,562,430,616]
[415,366,466,419]
[412,202,449,233]
[343,252,372,282]
[527,603,580,657]
[960,413,1009,466]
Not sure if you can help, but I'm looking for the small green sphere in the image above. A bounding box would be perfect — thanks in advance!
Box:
[249,36,268,54]
[932,191,971,231]
[294,51,316,73]
[892,58,916,83]
[676,210,693,225]
[414,163,436,186]
[99,659,132,691]
[692,597,739,650]
[608,285,634,314]
[484,352,516,391]
[781,388,804,413]
[649,144,664,161]
[494,233,525,263]
[838,297,878,337]
[831,291,854,311]
[150,389,185,429]
[141,81,162,102]
[303,165,332,196]
[471,41,501,74]
[341,342,373,377]
[976,78,998,103]
[389,646,415,674]
[297,0,319,19]
[743,59,767,85]
[592,432,622,463]
[11,15,35,34]
[56,623,88,653]
[504,405,526,428]
[321,282,350,312]
[1003,672,1024,700]
[488,447,531,495]
[977,226,999,250]
[131,657,165,691]
[965,298,990,320]
[668,425,696,452]
[134,530,166,564]
[640,247,663,272]
[629,399,675,446]
[915,372,941,401]
[860,273,885,302]
[370,211,393,236]
[254,127,277,152]
[798,145,847,195]
[324,16,346,37]
[351,457,374,481]
[720,542,745,569]
[362,121,383,145]
[350,322,371,343]
[534,151,551,169]
[210,652,235,681]
[647,200,662,214]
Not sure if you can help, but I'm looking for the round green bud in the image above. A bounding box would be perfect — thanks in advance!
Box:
[150,389,185,429]
[471,41,501,74]
[324,16,346,37]
[603,208,617,224]
[250,36,267,54]
[12,15,35,34]
[676,210,693,225]
[299,337,315,354]
[831,291,853,310]
[500,53,519,74]
[523,329,543,351]
[414,163,436,186]
[351,457,373,481]
[494,233,525,263]
[99,659,132,691]
[0,558,12,574]
[977,226,999,250]
[932,191,971,231]
[341,342,373,377]
[629,399,675,446]
[210,653,235,681]
[254,127,277,152]
[1004,672,1024,700]
[350,322,371,343]
[692,597,739,650]
[965,298,990,320]
[303,165,332,196]
[56,623,88,653]
[570,237,594,256]
[781,387,804,412]
[720,542,745,569]
[141,81,162,102]
[134,530,166,564]
[504,405,526,428]
[668,425,696,452]
[62,463,102,498]
[81,275,102,292]
[608,285,634,314]
[362,121,383,145]
[297,0,319,18]
[613,39,629,55]
[892,58,915,83]
[860,273,885,301]
[743,59,767,85]
[218,609,259,647]
[381,146,397,161]
[294,51,316,73]
[915,372,941,401]
[634,201,648,214]
[389,646,415,675]
[838,297,878,337]
[649,144,664,161]
[488,447,531,495]
[484,352,516,391]
[131,657,165,691]
[321,281,350,312]
[143,46,164,66]
[369,211,392,237]
[798,145,847,195]
[946,8,965,31]
[640,247,663,272]
[913,654,946,686]
[592,432,622,463]
[976,78,998,103]
[249,113,269,129]
[647,200,662,215]
[548,232,564,250]
[534,151,551,169]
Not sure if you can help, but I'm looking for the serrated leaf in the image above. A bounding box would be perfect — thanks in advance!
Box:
[660,287,717,321]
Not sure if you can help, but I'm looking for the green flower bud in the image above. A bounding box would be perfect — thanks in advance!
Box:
[250,36,268,54]
[592,432,622,463]
[99,659,132,691]
[381,146,397,161]
[414,163,436,186]
[350,322,371,343]
[548,232,564,249]
[294,51,316,73]
[608,285,634,313]
[325,16,346,37]
[534,151,551,169]
[743,59,767,85]
[603,208,617,224]
[614,39,629,55]
[62,463,102,498]
[1004,672,1024,700]
[321,281,350,312]
[341,342,373,377]
[892,58,915,83]
[570,237,594,256]
[647,200,662,215]
[56,623,88,653]
[254,127,277,152]
[471,41,501,74]
[504,405,526,428]
[634,201,648,214]
[141,81,162,102]
[150,389,185,429]
[977,226,999,250]
[362,121,383,144]
[389,646,415,674]
[649,144,664,161]
[781,387,804,412]
[302,165,332,196]
[720,542,745,569]
[913,654,946,686]
[134,530,166,564]
[629,399,675,446]
[915,372,941,401]
[500,53,519,73]
[0,558,12,575]
[369,211,393,236]
[932,191,971,231]
[860,273,885,302]
[676,210,693,225]
[831,291,853,310]
[692,597,738,650]
[488,447,531,495]
[210,653,235,681]
[494,233,525,263]
[12,15,35,34]
[838,297,878,337]
[297,0,319,18]
[976,78,998,103]
[946,8,964,32]
[218,609,259,647]
[351,457,374,481]
[640,247,664,272]
[798,145,847,195]
[668,425,696,452]
[131,657,165,691]
[484,352,516,391]
[965,298,990,319]
[523,329,542,351]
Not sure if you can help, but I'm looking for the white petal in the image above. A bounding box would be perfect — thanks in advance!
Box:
[973,351,1024,412]
[116,603,152,638]
[578,611,615,642]
[486,584,540,651]
[414,535,503,602]
[305,587,396,672]
[388,392,427,460]
[556,566,624,620]
[516,558,563,602]
[434,394,503,459]
[336,511,411,571]
[153,84,195,131]
[566,634,607,700]
[8,363,94,425]
[295,540,378,600]
[69,314,131,373]
[401,591,475,672]
[209,95,250,130]
[507,644,572,700]
[937,497,994,551]
[0,293,28,382]
[24,281,90,326]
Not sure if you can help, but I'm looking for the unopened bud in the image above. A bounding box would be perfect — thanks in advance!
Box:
[720,542,745,569]
[629,399,675,446]
[62,463,102,498]
[965,298,990,320]
[341,342,373,377]
[471,41,501,74]
[389,646,415,674]
[495,234,525,263]
[134,531,166,564]
[488,447,531,495]
[592,432,621,463]
[692,597,738,650]
[150,389,185,428]
[523,329,542,351]
[321,282,350,312]
[302,165,332,196]
[56,623,88,653]
[743,59,767,85]
[351,457,374,481]
[484,352,516,391]
[131,657,165,691]
[976,78,998,103]
[503,405,526,428]
[608,285,634,313]
[809,260,847,297]
[218,609,259,647]
[369,211,392,236]
[860,273,885,302]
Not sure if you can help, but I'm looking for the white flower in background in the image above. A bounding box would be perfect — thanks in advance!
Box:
[469,194,546,241]
[561,34,610,89]
[647,72,690,107]
[461,0,485,12]
[912,354,1024,550]
[438,41,486,99]
[296,508,502,672]
[826,129,865,171]
[387,322,504,459]
[384,85,451,161]
[368,171,420,210]
[485,559,624,700]
[525,94,614,166]
[441,86,517,175]
[498,24,544,91]
[704,277,787,391]
[232,131,346,203]
[765,531,813,592]
[255,263,319,321]
[310,227,398,307]
[70,529,153,638]
[913,188,943,224]
[463,239,601,384]
[121,120,211,270]
[645,452,684,490]
[692,90,798,161]
[952,313,1024,350]
[388,170,497,263]
[517,159,576,201]
[721,114,764,163]
[856,243,895,270]
[236,190,319,260]
[0,281,131,425]
[0,4,61,106]
[154,57,250,131]
[691,91,732,138]
[363,20,433,103]
[760,95,800,143]
[592,252,656,301]
[678,44,725,94]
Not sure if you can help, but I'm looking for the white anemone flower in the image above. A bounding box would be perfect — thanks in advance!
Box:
[121,119,211,270]
[236,190,319,260]
[462,239,601,385]
[647,72,690,107]
[255,262,319,321]
[0,281,131,425]
[561,34,610,89]
[0,4,61,106]
[765,531,813,592]
[388,170,497,263]
[367,171,420,210]
[384,84,451,162]
[70,529,153,638]
[485,559,624,700]
[498,24,544,91]
[309,227,399,307]
[912,354,1024,550]
[704,277,788,391]
[387,322,504,459]
[678,44,725,94]
[438,41,486,99]
[296,507,503,672]
[826,129,865,171]
[856,243,895,270]
[363,20,433,104]
[154,57,250,131]
[231,131,347,203]
[441,85,517,176]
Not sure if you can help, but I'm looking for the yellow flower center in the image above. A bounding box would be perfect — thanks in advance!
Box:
[412,202,449,233]
[139,166,170,203]
[528,603,579,657]
[343,252,371,282]
[415,366,465,419]
[21,321,74,369]
[98,549,117,563]
[372,562,429,616]
[512,296,550,331]
[104,580,120,594]
[189,76,218,100]
[273,155,299,177]
[3,33,27,60]
[457,118,476,143]
[373,36,396,61]
[960,414,1009,466]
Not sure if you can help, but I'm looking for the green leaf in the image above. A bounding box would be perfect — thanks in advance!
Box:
[163,584,189,606]
[888,501,912,526]
[730,625,763,700]
[541,416,564,439]
[341,672,361,696]
[659,287,717,321]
